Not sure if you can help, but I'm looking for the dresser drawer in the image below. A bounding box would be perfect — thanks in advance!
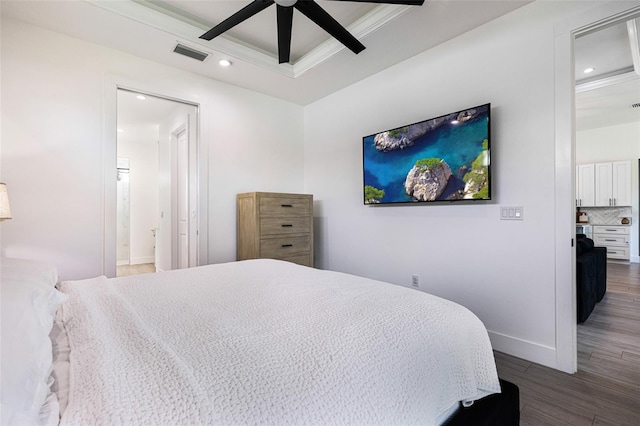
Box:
[260,196,311,217]
[278,253,312,267]
[260,216,311,236]
[260,235,311,257]
[594,235,629,246]
[606,246,630,260]
[592,225,629,235]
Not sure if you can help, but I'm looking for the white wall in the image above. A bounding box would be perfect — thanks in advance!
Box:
[0,18,304,280]
[117,124,160,265]
[577,121,640,261]
[2,0,636,371]
[303,1,606,369]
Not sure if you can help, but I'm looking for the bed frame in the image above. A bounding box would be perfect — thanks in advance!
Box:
[445,379,520,425]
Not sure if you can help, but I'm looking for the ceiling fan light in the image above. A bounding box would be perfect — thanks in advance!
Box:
[275,0,297,7]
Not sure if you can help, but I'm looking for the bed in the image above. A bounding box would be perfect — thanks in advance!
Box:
[2,257,506,425]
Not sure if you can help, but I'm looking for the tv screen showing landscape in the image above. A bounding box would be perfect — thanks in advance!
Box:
[363,103,491,205]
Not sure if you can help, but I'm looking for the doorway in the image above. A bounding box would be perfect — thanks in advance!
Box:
[116,88,199,276]
[573,11,640,370]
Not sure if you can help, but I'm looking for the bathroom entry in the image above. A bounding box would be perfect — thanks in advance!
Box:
[116,89,199,276]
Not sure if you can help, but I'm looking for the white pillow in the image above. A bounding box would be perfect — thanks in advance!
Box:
[1,258,67,426]
[0,257,58,290]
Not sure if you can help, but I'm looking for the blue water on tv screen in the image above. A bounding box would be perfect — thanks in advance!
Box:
[363,104,491,205]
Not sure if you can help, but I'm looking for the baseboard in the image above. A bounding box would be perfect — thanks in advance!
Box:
[116,260,129,266]
[130,256,155,265]
[488,330,557,370]
[631,256,639,263]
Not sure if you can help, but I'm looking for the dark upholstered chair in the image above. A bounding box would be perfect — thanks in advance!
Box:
[576,234,607,323]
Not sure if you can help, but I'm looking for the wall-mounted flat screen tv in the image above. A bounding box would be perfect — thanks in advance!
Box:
[363,103,491,205]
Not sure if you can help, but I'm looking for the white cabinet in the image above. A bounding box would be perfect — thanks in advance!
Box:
[576,164,595,207]
[612,160,632,206]
[593,225,630,260]
[594,162,612,206]
[577,160,631,207]
[595,160,631,206]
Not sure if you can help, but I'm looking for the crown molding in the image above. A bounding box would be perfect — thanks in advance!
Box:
[85,0,411,78]
[87,0,293,75]
[293,4,412,77]
[576,69,639,93]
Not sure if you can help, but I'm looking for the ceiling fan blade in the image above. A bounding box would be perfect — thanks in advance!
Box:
[328,0,424,4]
[200,0,275,41]
[294,0,365,55]
[277,5,294,64]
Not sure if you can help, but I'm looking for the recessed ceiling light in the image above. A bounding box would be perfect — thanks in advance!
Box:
[219,59,232,67]
[136,94,146,100]
[584,67,595,74]
[117,128,124,133]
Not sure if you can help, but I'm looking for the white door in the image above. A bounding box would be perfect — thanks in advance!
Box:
[177,128,189,269]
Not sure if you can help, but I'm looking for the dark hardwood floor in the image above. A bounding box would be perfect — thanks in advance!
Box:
[494,262,640,425]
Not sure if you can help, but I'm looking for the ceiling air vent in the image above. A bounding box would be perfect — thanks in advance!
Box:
[632,102,640,109]
[173,44,209,62]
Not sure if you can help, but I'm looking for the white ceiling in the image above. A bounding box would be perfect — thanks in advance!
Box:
[574,16,640,131]
[117,89,187,130]
[156,0,380,63]
[1,0,639,131]
[0,0,531,105]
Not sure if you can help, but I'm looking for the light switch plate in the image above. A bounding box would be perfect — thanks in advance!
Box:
[500,206,524,220]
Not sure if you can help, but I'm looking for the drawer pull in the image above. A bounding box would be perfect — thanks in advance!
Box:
[281,224,293,227]
[605,229,617,232]
[605,239,616,242]
[281,204,293,208]
[281,244,293,248]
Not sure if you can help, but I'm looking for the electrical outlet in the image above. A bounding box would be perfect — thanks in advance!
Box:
[411,274,420,288]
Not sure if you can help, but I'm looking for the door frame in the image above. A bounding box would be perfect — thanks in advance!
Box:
[103,75,208,277]
[553,2,640,373]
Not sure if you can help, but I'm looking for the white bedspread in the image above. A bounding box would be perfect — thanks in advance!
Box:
[59,259,500,425]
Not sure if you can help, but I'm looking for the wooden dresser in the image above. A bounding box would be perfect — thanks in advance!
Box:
[237,192,313,267]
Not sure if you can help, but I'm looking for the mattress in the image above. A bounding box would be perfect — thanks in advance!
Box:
[58,259,500,425]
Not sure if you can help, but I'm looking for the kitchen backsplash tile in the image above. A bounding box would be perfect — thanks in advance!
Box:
[579,207,631,225]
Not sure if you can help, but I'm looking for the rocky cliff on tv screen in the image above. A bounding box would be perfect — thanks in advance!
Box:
[363,103,491,205]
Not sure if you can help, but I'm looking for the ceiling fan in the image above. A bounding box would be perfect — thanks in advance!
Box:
[200,0,425,64]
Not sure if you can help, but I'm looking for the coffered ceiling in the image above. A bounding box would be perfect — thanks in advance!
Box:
[575,16,640,131]
[1,1,639,131]
[0,0,531,105]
